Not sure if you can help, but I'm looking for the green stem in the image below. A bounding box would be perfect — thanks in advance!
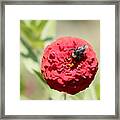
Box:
[64,93,66,100]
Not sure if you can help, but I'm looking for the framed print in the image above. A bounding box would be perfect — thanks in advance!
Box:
[0,0,119,119]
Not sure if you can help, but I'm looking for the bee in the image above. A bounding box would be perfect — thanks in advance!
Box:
[67,44,88,68]
[71,44,88,61]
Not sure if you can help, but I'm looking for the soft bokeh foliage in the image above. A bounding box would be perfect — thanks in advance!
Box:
[20,20,100,100]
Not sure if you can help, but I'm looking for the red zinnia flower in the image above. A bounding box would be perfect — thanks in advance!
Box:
[41,37,98,95]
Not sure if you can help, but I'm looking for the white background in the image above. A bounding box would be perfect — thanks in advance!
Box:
[5,5,115,115]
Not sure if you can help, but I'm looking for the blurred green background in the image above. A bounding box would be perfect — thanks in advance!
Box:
[20,20,100,100]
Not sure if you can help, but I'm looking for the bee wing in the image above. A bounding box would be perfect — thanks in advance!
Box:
[84,44,88,49]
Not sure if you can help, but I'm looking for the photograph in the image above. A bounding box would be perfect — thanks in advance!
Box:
[20,20,100,100]
[2,1,118,118]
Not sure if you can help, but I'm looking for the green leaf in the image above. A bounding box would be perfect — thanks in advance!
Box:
[20,79,25,95]
[30,20,36,26]
[20,40,28,54]
[37,20,48,34]
[30,40,44,48]
[44,37,53,41]
[21,38,38,62]
[33,69,47,84]
[20,21,35,41]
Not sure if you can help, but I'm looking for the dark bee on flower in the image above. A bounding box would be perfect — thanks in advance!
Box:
[71,44,88,61]
[67,44,88,68]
